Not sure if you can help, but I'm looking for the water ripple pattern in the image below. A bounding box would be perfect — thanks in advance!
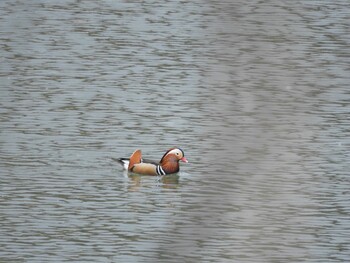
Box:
[1,1,349,262]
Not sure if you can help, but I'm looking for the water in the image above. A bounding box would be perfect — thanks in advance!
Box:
[1,1,349,262]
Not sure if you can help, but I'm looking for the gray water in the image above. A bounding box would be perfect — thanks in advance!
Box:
[1,1,349,262]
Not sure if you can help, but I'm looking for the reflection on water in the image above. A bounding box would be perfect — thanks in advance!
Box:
[1,0,349,262]
[126,174,180,191]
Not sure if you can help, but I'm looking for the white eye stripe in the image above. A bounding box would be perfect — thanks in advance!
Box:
[167,149,181,156]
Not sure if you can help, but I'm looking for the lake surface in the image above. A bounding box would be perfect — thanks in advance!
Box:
[1,0,349,262]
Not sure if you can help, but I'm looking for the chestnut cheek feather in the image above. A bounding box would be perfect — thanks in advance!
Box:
[162,162,179,174]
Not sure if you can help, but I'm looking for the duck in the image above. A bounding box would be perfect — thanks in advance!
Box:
[116,148,188,176]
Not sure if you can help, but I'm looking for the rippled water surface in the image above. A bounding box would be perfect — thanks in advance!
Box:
[1,1,349,262]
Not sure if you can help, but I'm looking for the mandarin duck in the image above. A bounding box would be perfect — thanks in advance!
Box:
[116,148,188,176]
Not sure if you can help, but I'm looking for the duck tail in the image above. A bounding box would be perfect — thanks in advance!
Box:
[112,157,129,170]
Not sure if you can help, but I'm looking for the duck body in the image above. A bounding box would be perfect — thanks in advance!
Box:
[116,148,188,176]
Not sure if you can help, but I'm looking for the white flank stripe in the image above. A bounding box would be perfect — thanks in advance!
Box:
[157,165,166,175]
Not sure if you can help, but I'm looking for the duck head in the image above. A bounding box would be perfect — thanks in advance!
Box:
[160,148,188,174]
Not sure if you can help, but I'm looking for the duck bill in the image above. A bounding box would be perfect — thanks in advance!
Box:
[180,157,188,163]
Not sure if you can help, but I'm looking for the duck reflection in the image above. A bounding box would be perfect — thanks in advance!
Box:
[127,173,180,191]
